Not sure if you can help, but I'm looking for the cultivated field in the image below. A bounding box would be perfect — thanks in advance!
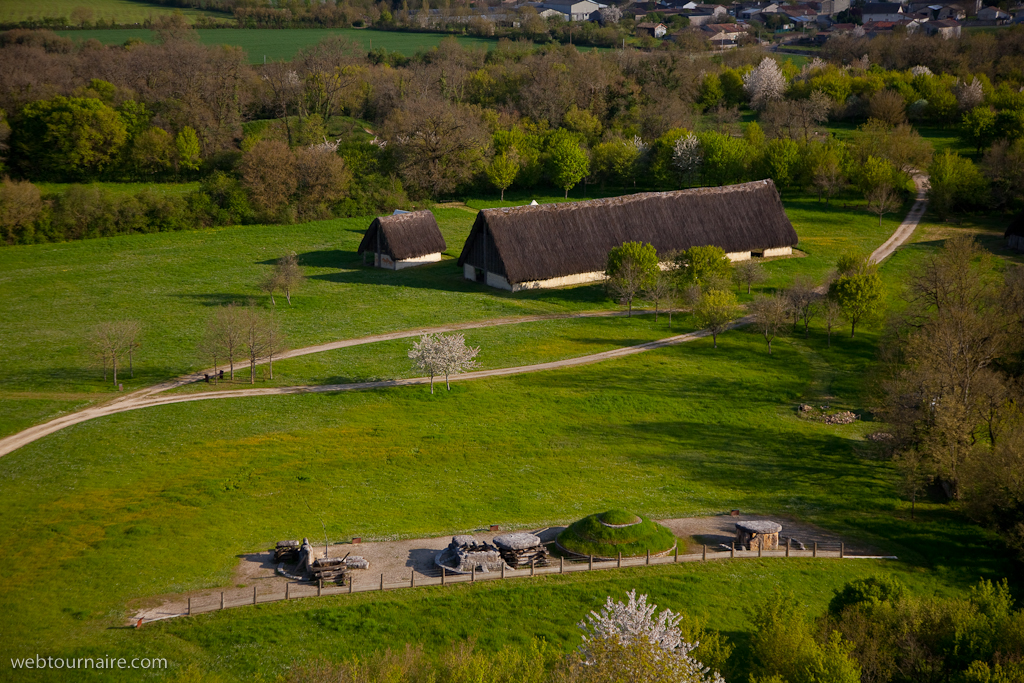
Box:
[56,27,501,61]
[1,0,227,26]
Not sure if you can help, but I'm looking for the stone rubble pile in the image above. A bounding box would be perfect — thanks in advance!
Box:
[435,535,507,574]
[823,411,858,425]
[493,532,548,569]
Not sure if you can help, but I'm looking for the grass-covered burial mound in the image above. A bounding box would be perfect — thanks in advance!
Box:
[557,509,676,558]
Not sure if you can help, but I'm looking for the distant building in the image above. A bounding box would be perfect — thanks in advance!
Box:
[541,0,601,20]
[923,17,961,35]
[701,21,751,45]
[861,2,905,21]
[976,5,1010,20]
[636,21,669,35]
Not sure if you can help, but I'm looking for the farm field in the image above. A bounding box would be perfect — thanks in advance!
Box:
[0,278,1015,679]
[55,27,501,61]
[1,0,227,26]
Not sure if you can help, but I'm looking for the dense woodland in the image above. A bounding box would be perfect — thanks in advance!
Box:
[0,25,1023,243]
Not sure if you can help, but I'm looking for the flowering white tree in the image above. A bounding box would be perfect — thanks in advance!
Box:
[576,591,725,683]
[742,58,786,111]
[955,77,984,111]
[910,65,933,77]
[408,333,480,393]
[672,133,702,186]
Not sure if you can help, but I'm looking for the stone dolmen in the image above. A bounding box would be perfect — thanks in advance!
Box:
[436,535,507,574]
[493,532,548,569]
[735,521,782,551]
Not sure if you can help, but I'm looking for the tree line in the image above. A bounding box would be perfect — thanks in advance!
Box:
[1,27,1024,244]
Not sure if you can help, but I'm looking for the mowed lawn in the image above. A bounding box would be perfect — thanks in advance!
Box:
[2,0,227,25]
[56,27,501,61]
[0,305,1014,680]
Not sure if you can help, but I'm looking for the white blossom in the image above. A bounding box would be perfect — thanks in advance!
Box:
[308,137,341,153]
[672,133,702,178]
[955,77,984,111]
[742,57,787,110]
[408,332,479,393]
[910,65,933,77]
[578,591,725,683]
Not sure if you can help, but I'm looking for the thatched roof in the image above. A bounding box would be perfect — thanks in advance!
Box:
[458,180,798,285]
[358,210,446,260]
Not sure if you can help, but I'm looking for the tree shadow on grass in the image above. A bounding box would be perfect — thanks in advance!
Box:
[173,293,265,307]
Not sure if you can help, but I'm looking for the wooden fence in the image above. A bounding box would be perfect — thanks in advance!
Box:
[159,540,895,623]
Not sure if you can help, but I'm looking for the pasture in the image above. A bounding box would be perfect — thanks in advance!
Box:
[55,27,501,61]
[0,0,227,26]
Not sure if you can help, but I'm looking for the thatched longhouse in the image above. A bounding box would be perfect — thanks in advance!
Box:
[457,180,798,291]
[358,210,447,269]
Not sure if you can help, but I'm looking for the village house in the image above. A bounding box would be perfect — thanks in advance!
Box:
[636,21,669,36]
[861,2,905,22]
[922,17,961,35]
[358,210,447,270]
[976,5,1011,21]
[457,181,798,292]
[539,0,601,20]
[700,21,751,45]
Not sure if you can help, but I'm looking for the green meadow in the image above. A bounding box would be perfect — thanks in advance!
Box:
[56,27,501,61]
[0,0,226,25]
[1,184,1021,681]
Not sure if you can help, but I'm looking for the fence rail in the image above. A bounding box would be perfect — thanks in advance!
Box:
[153,541,895,624]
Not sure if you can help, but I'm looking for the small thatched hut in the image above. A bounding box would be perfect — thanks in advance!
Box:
[358,210,446,269]
[457,180,798,291]
[1007,212,1024,252]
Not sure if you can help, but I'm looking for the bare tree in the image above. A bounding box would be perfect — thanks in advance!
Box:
[645,272,674,323]
[750,294,789,355]
[823,298,842,348]
[607,258,647,318]
[242,301,271,385]
[408,332,480,393]
[259,271,281,306]
[786,276,821,338]
[202,303,245,380]
[275,253,304,306]
[733,259,768,294]
[264,313,285,380]
[866,184,900,228]
[90,320,142,385]
[121,320,142,378]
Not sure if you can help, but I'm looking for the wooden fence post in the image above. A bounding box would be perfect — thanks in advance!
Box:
[472,566,476,582]
[560,556,564,574]
[758,542,762,558]
[813,541,817,558]
[380,573,384,591]
[840,542,845,559]
[674,545,679,563]
[702,545,707,562]
[286,583,290,600]
[187,597,191,616]
[411,570,415,588]
[220,592,225,610]
[531,558,535,576]
[646,549,650,565]
[349,576,353,594]
[501,563,505,579]
[318,580,322,597]
[442,566,446,586]
[253,586,257,606]
[731,542,735,558]
[618,551,621,568]
[589,555,594,571]
[786,538,790,557]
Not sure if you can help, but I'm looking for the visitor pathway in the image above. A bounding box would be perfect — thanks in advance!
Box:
[0,178,929,459]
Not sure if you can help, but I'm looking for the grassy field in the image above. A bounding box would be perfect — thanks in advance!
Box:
[0,191,898,437]
[1,0,227,25]
[56,27,500,61]
[0,285,1016,680]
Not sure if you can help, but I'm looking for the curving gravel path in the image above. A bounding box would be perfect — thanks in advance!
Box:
[869,172,929,265]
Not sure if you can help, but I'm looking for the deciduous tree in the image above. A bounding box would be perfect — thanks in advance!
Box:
[607,241,659,317]
[486,151,518,200]
[829,270,882,338]
[548,131,589,198]
[693,288,739,348]
[733,259,767,294]
[750,294,789,355]
[408,332,479,393]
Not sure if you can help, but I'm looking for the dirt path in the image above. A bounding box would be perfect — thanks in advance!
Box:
[0,317,750,458]
[869,172,929,265]
[0,180,930,460]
